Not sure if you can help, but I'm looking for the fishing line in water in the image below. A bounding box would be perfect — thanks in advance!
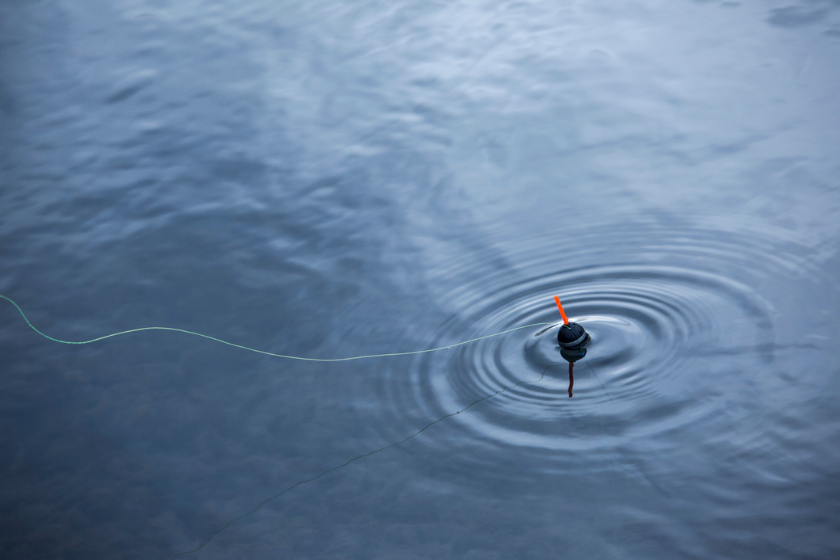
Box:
[171,362,566,558]
[588,361,615,404]
[0,294,555,362]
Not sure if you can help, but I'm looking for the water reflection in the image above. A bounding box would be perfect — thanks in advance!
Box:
[561,348,587,399]
[568,362,574,398]
[560,346,588,364]
[2,0,839,555]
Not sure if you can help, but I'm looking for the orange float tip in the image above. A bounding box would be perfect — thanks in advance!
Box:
[553,295,569,325]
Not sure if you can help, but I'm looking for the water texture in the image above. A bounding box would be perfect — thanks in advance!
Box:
[1,1,839,558]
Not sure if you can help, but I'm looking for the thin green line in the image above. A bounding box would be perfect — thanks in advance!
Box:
[1,294,556,362]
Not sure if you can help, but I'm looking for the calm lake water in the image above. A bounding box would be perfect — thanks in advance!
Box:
[2,1,840,558]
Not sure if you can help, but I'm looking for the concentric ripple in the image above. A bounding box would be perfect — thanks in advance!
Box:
[422,265,774,449]
[377,224,838,473]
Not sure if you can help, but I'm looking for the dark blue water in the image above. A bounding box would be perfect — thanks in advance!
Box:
[2,1,840,558]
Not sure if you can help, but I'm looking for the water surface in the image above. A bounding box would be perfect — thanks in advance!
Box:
[2,1,840,558]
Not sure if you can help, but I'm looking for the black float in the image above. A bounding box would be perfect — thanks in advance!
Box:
[553,295,590,363]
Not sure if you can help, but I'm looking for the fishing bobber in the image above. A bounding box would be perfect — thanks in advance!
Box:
[558,321,590,349]
[553,295,590,350]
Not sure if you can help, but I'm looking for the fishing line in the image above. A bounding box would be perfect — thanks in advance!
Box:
[587,361,615,404]
[172,363,564,558]
[0,294,555,362]
[584,360,621,507]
